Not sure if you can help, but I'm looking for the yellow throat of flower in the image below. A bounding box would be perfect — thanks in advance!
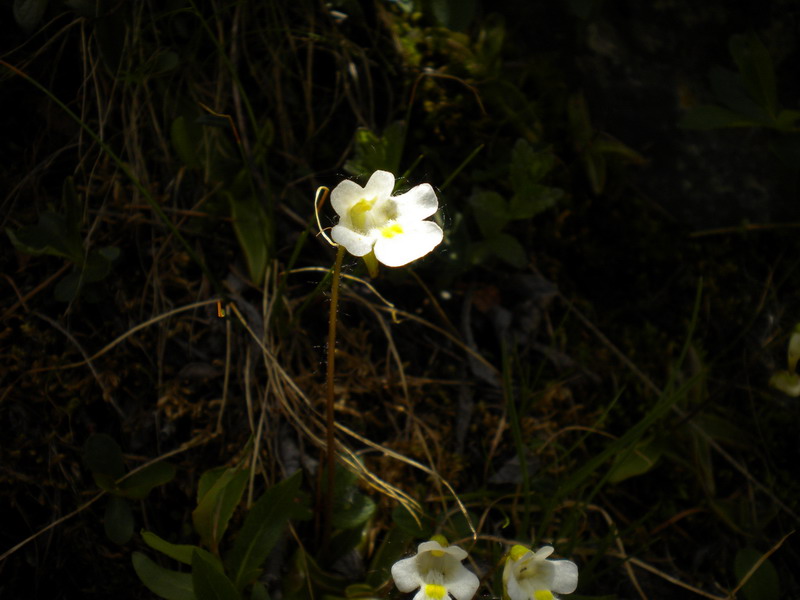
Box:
[533,591,554,600]
[349,197,376,232]
[425,584,447,600]
[429,534,449,557]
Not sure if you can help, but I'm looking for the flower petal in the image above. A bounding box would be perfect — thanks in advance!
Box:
[445,567,479,600]
[548,560,578,594]
[392,556,423,593]
[373,220,443,267]
[392,183,438,221]
[330,179,365,217]
[362,170,396,200]
[331,224,376,256]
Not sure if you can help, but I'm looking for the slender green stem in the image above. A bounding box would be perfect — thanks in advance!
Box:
[323,245,346,549]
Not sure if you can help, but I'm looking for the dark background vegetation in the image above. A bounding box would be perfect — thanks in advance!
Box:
[1,0,799,599]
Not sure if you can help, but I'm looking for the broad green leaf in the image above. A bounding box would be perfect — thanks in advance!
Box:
[729,33,777,118]
[13,0,48,34]
[567,93,593,147]
[84,433,125,480]
[83,249,114,283]
[734,547,780,600]
[331,492,375,530]
[132,551,195,600]
[431,0,476,32]
[678,105,756,130]
[486,233,527,268]
[343,122,405,178]
[6,211,84,264]
[227,185,272,287]
[171,116,204,169]
[509,185,563,220]
[787,324,800,372]
[607,437,664,483]
[227,471,310,590]
[510,139,555,188]
[192,550,240,600]
[142,530,224,572]
[768,370,800,397]
[105,496,134,545]
[709,67,771,125]
[54,271,82,303]
[366,523,414,588]
[118,461,176,500]
[773,109,800,132]
[250,583,269,600]
[583,150,606,195]
[391,504,431,538]
[592,136,646,164]
[468,190,509,237]
[192,466,249,552]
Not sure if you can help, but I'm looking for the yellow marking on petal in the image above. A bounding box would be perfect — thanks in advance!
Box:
[425,585,447,600]
[349,197,376,232]
[509,545,530,561]
[430,534,449,547]
[533,591,554,600]
[380,223,404,238]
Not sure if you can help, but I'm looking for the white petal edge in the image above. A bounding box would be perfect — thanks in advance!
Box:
[331,225,376,257]
[363,170,396,200]
[392,556,423,593]
[373,221,443,267]
[549,560,578,594]
[445,567,479,600]
[392,183,438,221]
[330,179,365,217]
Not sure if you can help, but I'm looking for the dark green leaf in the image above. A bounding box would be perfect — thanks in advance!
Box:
[192,550,240,600]
[331,492,375,530]
[709,67,771,124]
[391,504,431,538]
[227,177,272,287]
[54,272,82,303]
[84,433,125,479]
[132,551,195,600]
[118,461,176,500]
[468,190,509,237]
[192,466,249,551]
[509,185,563,220]
[487,233,527,268]
[367,523,414,588]
[431,0,476,32]
[678,105,758,130]
[13,0,48,34]
[344,122,405,178]
[734,547,780,600]
[607,437,664,483]
[227,471,310,590]
[105,496,134,544]
[83,249,114,283]
[729,33,777,118]
[250,583,269,600]
[6,211,84,263]
[142,530,224,572]
[171,116,204,169]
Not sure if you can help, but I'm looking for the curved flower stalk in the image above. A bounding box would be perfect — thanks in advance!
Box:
[330,170,443,268]
[502,545,578,600]
[392,536,480,600]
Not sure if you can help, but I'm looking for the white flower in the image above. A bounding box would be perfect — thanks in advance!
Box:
[502,545,578,600]
[391,536,479,600]
[330,170,443,267]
